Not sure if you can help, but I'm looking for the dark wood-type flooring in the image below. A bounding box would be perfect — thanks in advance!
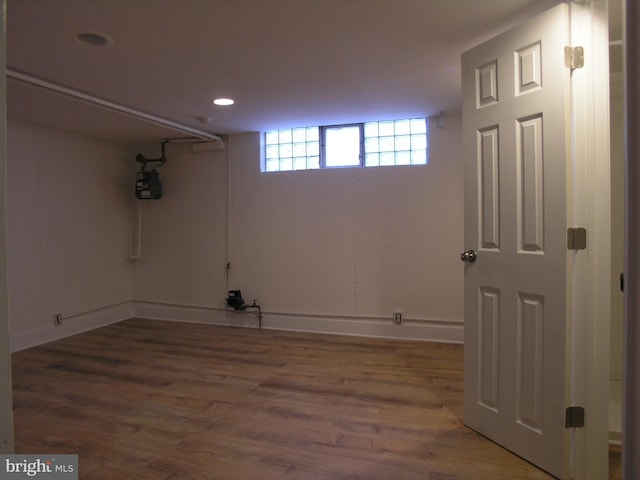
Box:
[10,318,616,479]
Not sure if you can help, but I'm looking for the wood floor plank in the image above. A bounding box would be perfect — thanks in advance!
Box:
[12,318,559,479]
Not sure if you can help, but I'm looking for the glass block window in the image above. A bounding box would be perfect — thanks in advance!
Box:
[264,127,320,172]
[363,118,428,167]
[263,117,428,172]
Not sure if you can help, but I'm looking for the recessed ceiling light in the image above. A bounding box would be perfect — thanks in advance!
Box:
[75,32,113,47]
[213,98,235,106]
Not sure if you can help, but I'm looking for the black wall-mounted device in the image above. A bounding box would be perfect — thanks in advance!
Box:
[226,290,245,309]
[135,141,167,200]
[135,169,163,200]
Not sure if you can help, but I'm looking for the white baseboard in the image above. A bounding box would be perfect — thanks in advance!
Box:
[10,301,464,352]
[262,312,463,343]
[10,301,134,352]
[133,301,235,326]
[133,301,464,343]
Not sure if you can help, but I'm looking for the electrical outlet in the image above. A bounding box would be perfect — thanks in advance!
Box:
[393,312,403,325]
[54,313,63,326]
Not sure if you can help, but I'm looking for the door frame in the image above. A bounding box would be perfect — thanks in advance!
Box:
[565,1,611,478]
[0,0,15,454]
[624,1,640,478]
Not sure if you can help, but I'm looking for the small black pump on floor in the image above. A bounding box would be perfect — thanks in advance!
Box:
[226,290,263,329]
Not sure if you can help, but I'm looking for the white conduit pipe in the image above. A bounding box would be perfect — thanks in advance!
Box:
[7,68,222,141]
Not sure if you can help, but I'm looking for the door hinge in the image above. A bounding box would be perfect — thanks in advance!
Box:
[565,46,585,70]
[567,227,587,251]
[565,406,585,428]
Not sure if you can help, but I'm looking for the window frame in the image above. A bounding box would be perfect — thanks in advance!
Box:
[320,123,364,168]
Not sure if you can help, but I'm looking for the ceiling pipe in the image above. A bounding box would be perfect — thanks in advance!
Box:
[6,68,222,141]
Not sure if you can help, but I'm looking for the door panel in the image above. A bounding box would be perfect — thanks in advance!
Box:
[517,115,545,252]
[479,127,500,250]
[462,5,570,478]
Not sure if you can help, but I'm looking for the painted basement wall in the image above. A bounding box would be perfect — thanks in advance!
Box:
[6,115,464,346]
[230,116,464,341]
[134,116,464,342]
[7,122,135,351]
[132,142,230,317]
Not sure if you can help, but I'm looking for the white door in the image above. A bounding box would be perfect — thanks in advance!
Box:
[462,4,570,478]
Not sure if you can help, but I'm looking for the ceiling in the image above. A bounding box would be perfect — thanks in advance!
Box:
[7,0,562,145]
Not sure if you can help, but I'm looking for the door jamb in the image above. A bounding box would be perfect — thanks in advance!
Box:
[0,0,15,454]
[566,1,611,479]
[623,1,640,478]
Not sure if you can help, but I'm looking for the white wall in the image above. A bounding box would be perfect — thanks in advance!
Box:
[219,116,463,340]
[134,117,465,341]
[8,115,465,346]
[132,142,229,310]
[7,123,135,350]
